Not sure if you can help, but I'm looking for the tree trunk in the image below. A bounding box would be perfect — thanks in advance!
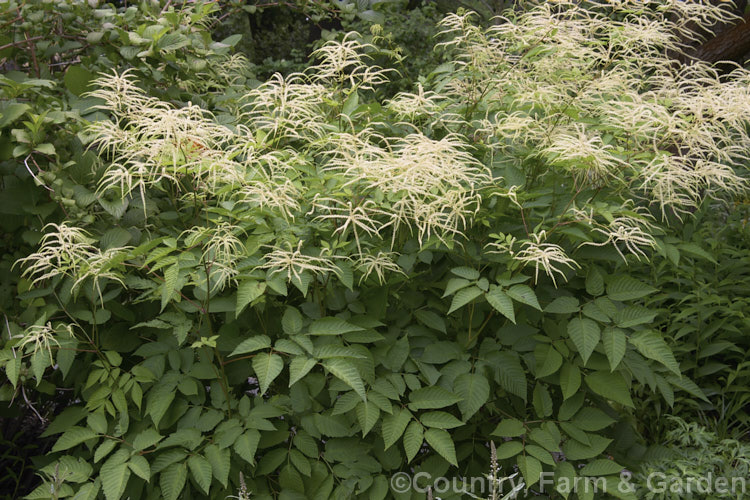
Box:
[689,11,750,65]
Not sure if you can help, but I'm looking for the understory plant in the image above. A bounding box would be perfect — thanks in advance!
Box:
[637,416,750,500]
[2,1,750,499]
[630,201,750,443]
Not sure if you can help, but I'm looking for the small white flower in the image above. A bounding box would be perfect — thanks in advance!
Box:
[513,232,580,287]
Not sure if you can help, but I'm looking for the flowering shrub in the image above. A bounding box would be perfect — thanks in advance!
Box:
[2,1,750,498]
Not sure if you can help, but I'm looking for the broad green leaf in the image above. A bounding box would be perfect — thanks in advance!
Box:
[606,477,639,500]
[290,335,314,354]
[34,142,57,156]
[308,317,363,335]
[292,430,318,458]
[420,341,460,364]
[495,351,527,401]
[52,426,98,452]
[86,412,107,435]
[572,407,616,431]
[94,440,117,463]
[533,383,553,417]
[100,450,130,500]
[161,264,179,311]
[485,287,515,323]
[414,309,447,333]
[385,336,409,370]
[157,428,202,450]
[424,428,458,466]
[100,228,132,250]
[492,418,525,437]
[382,408,412,450]
[146,378,177,428]
[667,374,709,402]
[568,318,600,365]
[291,272,312,296]
[593,297,617,318]
[558,393,585,421]
[408,386,462,410]
[506,284,542,310]
[282,307,304,335]
[448,285,482,314]
[530,427,560,453]
[420,411,464,429]
[204,444,230,488]
[99,197,129,219]
[128,455,150,482]
[526,446,555,467]
[369,475,389,500]
[252,353,284,395]
[158,32,189,51]
[230,335,272,357]
[342,90,359,117]
[615,306,656,328]
[236,280,266,316]
[602,327,626,371]
[657,377,674,408]
[336,261,354,290]
[582,301,610,323]
[323,358,366,400]
[289,449,311,477]
[535,344,563,378]
[132,428,162,452]
[314,344,367,359]
[332,391,360,415]
[560,362,581,400]
[5,355,20,389]
[562,434,612,460]
[289,357,317,386]
[678,242,717,263]
[150,449,186,474]
[234,430,260,465]
[454,372,489,420]
[629,330,681,375]
[606,275,657,301]
[517,455,543,486]
[219,34,242,47]
[443,278,471,297]
[214,419,243,449]
[545,296,580,314]
[278,464,304,492]
[585,267,604,296]
[559,422,590,446]
[451,266,480,280]
[580,459,623,476]
[255,448,288,476]
[41,456,92,484]
[64,65,95,96]
[69,480,101,500]
[585,371,634,407]
[266,274,287,295]
[0,103,29,128]
[495,441,523,459]
[355,401,380,436]
[160,462,187,500]
[187,455,212,494]
[403,421,423,463]
[554,461,577,498]
[314,404,359,437]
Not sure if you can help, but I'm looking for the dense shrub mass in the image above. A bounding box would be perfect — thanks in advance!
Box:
[2,1,750,499]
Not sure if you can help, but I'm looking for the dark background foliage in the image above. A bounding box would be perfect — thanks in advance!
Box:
[2,1,750,499]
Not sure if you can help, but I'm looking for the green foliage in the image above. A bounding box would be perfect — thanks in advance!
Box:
[2,0,750,499]
[637,416,750,499]
[631,203,750,441]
